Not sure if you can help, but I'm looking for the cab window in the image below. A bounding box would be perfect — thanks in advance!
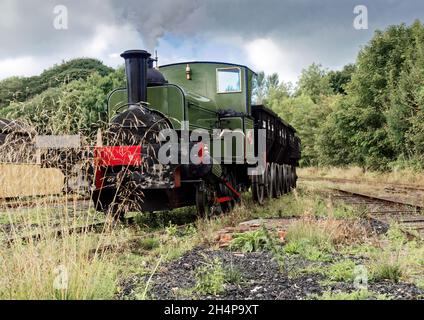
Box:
[217,68,241,93]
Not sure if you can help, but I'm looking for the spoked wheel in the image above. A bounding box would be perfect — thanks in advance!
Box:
[271,163,278,198]
[219,171,237,213]
[276,164,282,198]
[283,165,289,194]
[292,166,297,189]
[265,163,272,199]
[196,182,216,218]
[287,165,293,191]
[251,172,265,204]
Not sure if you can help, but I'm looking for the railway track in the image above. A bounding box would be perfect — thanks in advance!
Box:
[0,194,92,211]
[3,220,107,246]
[329,187,424,238]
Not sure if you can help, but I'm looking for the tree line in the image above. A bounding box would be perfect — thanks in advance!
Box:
[1,21,423,171]
[255,20,424,171]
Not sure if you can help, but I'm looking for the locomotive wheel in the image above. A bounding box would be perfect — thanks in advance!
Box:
[225,172,238,212]
[219,170,236,213]
[251,173,265,204]
[195,183,215,218]
[271,163,278,198]
[264,163,272,198]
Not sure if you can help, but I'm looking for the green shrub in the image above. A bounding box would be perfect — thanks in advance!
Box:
[139,238,160,251]
[371,263,402,283]
[312,290,391,300]
[224,267,244,285]
[326,260,356,282]
[195,258,225,295]
[284,239,333,262]
[229,229,271,253]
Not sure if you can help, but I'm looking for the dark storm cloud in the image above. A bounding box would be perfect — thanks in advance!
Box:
[111,0,424,44]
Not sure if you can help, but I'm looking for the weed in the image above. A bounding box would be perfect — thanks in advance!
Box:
[183,224,197,237]
[224,266,244,285]
[285,219,334,248]
[416,278,424,290]
[284,239,333,262]
[165,222,178,237]
[229,229,270,253]
[194,258,225,295]
[283,219,335,262]
[326,260,356,282]
[311,289,391,300]
[386,224,408,245]
[339,243,379,256]
[370,262,402,283]
[139,237,160,251]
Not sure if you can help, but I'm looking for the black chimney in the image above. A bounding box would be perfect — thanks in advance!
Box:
[120,50,151,107]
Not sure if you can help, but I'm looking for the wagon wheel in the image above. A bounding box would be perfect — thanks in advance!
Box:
[276,164,282,198]
[195,182,216,218]
[264,163,272,198]
[282,165,289,194]
[271,163,278,198]
[252,172,265,204]
[287,165,293,191]
[280,164,286,195]
[292,166,297,189]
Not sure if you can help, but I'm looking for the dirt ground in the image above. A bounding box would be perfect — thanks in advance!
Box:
[120,247,424,300]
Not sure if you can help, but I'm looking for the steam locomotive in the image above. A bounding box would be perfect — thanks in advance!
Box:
[92,50,301,218]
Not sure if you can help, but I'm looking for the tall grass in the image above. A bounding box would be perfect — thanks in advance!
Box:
[298,166,424,187]
[0,198,121,300]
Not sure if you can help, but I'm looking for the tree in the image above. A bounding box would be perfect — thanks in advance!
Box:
[0,67,125,140]
[327,64,356,95]
[296,63,333,103]
[0,58,114,109]
[252,71,267,104]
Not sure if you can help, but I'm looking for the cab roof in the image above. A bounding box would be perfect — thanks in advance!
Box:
[159,61,257,76]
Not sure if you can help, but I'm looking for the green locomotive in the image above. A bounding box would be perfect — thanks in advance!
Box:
[92,50,301,218]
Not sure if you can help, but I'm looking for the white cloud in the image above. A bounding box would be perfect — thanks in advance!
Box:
[0,22,144,80]
[81,23,143,68]
[0,56,43,78]
[244,38,300,84]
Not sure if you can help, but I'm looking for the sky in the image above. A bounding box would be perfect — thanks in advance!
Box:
[0,0,423,84]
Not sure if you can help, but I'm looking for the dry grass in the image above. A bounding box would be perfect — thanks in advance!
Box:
[298,166,424,187]
[0,164,63,198]
[0,199,131,300]
[285,217,365,247]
